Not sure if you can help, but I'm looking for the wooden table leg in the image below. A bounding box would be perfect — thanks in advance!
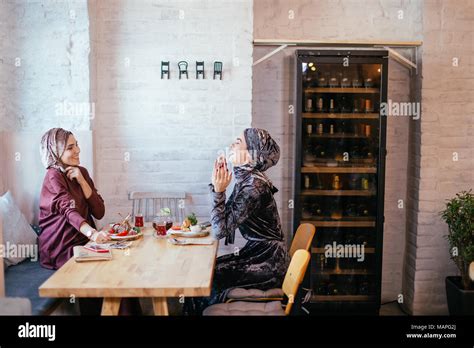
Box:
[101,298,121,316]
[152,297,169,315]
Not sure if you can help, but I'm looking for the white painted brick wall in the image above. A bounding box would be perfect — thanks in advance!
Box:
[0,0,91,203]
[403,0,474,315]
[253,0,422,303]
[0,0,91,132]
[89,0,253,230]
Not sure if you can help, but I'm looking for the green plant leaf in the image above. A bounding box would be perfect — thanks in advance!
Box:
[160,207,171,216]
[440,189,474,289]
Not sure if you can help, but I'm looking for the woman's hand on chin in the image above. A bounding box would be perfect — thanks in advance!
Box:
[212,158,232,193]
[65,166,85,184]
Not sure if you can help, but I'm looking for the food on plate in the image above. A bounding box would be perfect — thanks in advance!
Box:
[107,214,141,237]
[190,225,202,233]
[181,212,198,231]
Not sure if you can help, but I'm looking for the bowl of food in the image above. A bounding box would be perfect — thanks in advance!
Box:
[181,212,198,232]
[190,225,202,233]
[106,214,143,240]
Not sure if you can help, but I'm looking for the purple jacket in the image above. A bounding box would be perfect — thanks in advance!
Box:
[38,166,105,269]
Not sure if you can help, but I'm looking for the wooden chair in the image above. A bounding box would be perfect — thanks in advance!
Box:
[203,250,310,315]
[290,223,316,257]
[225,223,315,302]
[128,191,186,223]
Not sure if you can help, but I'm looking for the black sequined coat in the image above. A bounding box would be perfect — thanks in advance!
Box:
[205,169,290,306]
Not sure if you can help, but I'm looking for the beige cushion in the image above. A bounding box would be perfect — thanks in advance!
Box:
[203,300,285,316]
[470,262,474,281]
[0,191,38,267]
[0,297,32,315]
[227,287,284,299]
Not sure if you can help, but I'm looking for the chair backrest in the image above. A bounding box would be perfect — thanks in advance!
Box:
[289,223,316,258]
[282,249,310,315]
[128,191,186,223]
[470,262,474,282]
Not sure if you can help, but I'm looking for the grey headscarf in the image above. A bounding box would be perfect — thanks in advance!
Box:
[233,128,280,192]
[243,128,280,172]
[40,128,73,170]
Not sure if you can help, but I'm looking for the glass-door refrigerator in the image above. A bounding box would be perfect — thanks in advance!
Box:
[294,49,389,314]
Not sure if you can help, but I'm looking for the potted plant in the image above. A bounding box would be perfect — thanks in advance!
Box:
[440,190,474,315]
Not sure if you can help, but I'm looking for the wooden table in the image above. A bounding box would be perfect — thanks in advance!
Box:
[39,226,218,315]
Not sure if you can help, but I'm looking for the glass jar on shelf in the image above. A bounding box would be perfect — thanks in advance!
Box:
[353,99,361,113]
[305,96,314,112]
[357,204,370,218]
[329,75,339,88]
[318,75,328,87]
[360,146,374,161]
[352,76,362,88]
[303,147,316,166]
[361,175,370,190]
[341,73,351,88]
[327,281,339,295]
[316,122,324,135]
[301,204,313,220]
[345,203,358,218]
[313,174,324,189]
[303,174,311,189]
[314,144,327,160]
[328,99,336,113]
[348,174,359,189]
[330,208,344,220]
[364,77,374,88]
[312,203,323,217]
[365,98,374,113]
[332,175,343,190]
[329,123,335,135]
[316,97,325,113]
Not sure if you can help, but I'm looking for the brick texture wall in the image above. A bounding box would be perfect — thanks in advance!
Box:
[402,0,474,315]
[0,0,92,210]
[89,0,253,227]
[0,0,91,132]
[253,0,422,303]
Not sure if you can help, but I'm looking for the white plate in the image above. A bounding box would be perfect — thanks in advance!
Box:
[109,232,143,241]
[167,228,210,238]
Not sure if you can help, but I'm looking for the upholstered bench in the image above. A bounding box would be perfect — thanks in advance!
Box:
[0,192,60,316]
[4,259,59,315]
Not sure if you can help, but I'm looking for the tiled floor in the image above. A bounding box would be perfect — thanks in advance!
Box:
[52,298,408,316]
[380,302,408,316]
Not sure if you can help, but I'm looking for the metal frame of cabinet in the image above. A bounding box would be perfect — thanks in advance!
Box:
[294,49,388,314]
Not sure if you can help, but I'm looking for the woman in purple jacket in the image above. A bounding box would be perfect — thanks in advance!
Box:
[38,128,141,315]
[38,127,110,270]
